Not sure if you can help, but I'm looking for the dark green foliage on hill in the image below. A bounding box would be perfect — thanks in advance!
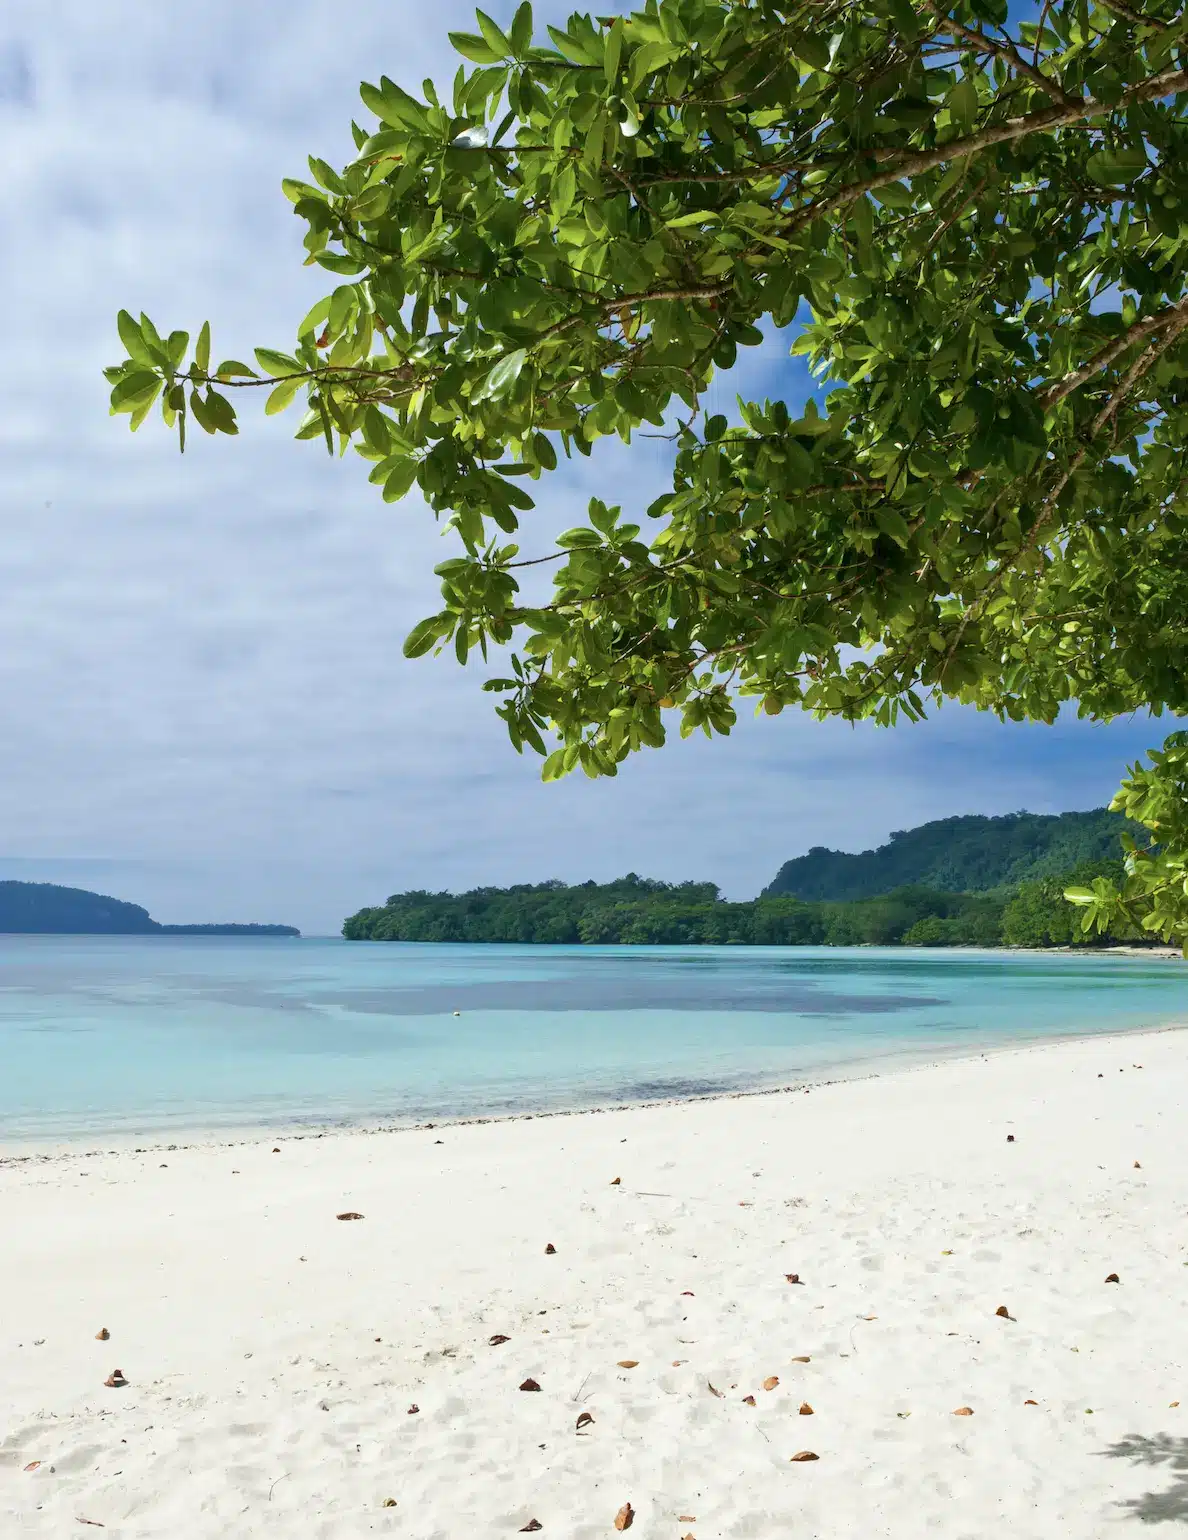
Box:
[762,809,1139,903]
[344,878,1018,948]
[0,881,299,936]
[1001,861,1137,949]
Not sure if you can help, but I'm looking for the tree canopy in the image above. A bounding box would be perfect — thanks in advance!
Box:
[105,0,1188,945]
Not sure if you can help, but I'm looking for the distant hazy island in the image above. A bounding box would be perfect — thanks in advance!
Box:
[0,882,299,936]
[344,809,1149,949]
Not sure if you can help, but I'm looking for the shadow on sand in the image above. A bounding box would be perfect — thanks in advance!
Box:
[1103,1435,1188,1523]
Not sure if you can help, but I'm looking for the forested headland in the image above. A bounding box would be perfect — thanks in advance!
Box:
[344,811,1145,949]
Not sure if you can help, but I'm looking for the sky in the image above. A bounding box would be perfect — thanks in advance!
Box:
[0,0,1166,934]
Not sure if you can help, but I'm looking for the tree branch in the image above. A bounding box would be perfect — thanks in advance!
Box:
[784,64,1188,235]
[921,2,1076,105]
[1040,296,1188,408]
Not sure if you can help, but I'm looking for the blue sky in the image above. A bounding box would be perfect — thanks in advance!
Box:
[0,0,1165,933]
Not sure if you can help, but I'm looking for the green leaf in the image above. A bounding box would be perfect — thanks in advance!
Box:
[605,15,624,82]
[1086,147,1148,185]
[383,458,419,500]
[448,31,504,63]
[266,378,304,415]
[117,310,157,367]
[195,321,211,375]
[665,209,721,228]
[475,9,512,58]
[110,370,162,414]
[475,347,528,401]
[509,1,533,58]
[403,615,444,658]
[214,360,259,379]
[255,347,303,377]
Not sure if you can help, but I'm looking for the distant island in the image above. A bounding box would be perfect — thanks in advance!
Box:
[343,809,1151,949]
[0,881,299,936]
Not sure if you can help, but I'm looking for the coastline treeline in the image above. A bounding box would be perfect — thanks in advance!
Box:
[343,865,1137,949]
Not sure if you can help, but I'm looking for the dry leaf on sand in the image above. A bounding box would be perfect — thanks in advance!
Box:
[614,1502,635,1530]
[489,1334,510,1345]
[617,1359,639,1369]
[95,1329,110,1341]
[382,1498,397,1507]
[763,1376,779,1391]
[1024,1399,1038,1405]
[545,1244,557,1255]
[790,1450,819,1462]
[790,1355,811,1363]
[576,1412,594,1431]
[1105,1273,1120,1284]
[953,1407,974,1416]
[520,1378,542,1393]
[103,1371,127,1388]
[995,1306,1011,1319]
[610,1178,621,1185]
[785,1273,801,1284]
[336,1212,364,1221]
[707,1382,724,1398]
[520,1521,543,1532]
[799,1402,814,1415]
[742,1394,756,1405]
[678,1518,696,1524]
[407,1404,420,1415]
[23,1462,41,1472]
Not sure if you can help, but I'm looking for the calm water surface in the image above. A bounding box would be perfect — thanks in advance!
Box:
[0,936,1184,1141]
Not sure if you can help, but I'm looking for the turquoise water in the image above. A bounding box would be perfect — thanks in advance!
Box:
[0,937,1184,1142]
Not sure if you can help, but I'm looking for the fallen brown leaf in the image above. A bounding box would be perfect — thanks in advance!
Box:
[95,1328,110,1341]
[614,1502,635,1530]
[862,1315,877,1321]
[610,1177,621,1185]
[1006,1134,1015,1143]
[520,1378,542,1392]
[681,1291,694,1297]
[272,1148,280,1153]
[799,1402,813,1415]
[103,1371,127,1388]
[76,1521,105,1529]
[896,1412,911,1419]
[1134,1161,1142,1169]
[785,1273,801,1284]
[995,1306,1011,1319]
[790,1450,819,1462]
[1105,1273,1120,1284]
[707,1382,724,1398]
[23,1462,41,1472]
[763,1376,779,1391]
[336,1212,364,1221]
[678,1519,696,1525]
[382,1498,397,1507]
[576,1412,595,1431]
[520,1521,543,1532]
[790,1355,811,1363]
[544,1244,556,1255]
[617,1360,639,1369]
[407,1403,419,1414]
[742,1395,756,1406]
[489,1334,511,1346]
[953,1407,974,1416]
[1170,1401,1180,1409]
[1024,1399,1038,1405]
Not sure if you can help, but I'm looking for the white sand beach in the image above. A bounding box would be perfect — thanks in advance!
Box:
[3,1027,1188,1537]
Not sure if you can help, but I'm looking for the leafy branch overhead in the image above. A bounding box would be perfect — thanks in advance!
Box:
[107,0,1188,945]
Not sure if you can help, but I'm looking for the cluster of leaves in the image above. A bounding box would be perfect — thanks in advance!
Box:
[341,871,1131,947]
[1067,732,1188,944]
[107,0,1188,939]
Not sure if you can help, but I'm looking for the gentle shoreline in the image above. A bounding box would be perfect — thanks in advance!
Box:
[4,1024,1188,1536]
[3,1004,1186,1162]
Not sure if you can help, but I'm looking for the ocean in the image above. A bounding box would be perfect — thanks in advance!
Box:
[0,935,1183,1143]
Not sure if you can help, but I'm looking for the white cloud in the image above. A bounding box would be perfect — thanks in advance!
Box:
[0,1,1158,933]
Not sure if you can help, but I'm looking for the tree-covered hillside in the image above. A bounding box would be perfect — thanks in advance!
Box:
[762,809,1140,902]
[0,881,299,935]
[343,863,1136,949]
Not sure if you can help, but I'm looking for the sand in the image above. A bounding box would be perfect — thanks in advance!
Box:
[3,1027,1188,1538]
